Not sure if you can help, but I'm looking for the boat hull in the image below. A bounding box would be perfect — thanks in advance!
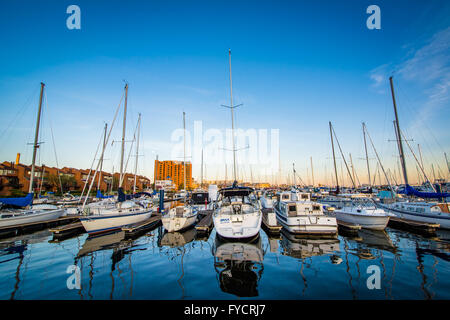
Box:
[0,208,65,228]
[275,207,338,236]
[378,203,450,229]
[334,210,390,231]
[213,212,262,240]
[162,215,197,232]
[80,210,153,234]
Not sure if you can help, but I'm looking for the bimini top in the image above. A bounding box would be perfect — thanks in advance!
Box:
[219,181,254,198]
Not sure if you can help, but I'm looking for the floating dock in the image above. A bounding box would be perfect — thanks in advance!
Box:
[122,213,161,236]
[0,216,80,239]
[388,216,439,234]
[195,210,214,233]
[261,208,282,234]
[49,221,84,238]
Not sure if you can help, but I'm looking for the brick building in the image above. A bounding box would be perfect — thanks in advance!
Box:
[154,160,192,190]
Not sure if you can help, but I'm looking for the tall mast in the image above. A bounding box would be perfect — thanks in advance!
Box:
[389,76,409,185]
[200,148,203,188]
[310,157,315,187]
[183,112,186,196]
[228,49,237,182]
[445,152,450,177]
[329,122,339,192]
[362,122,371,187]
[98,123,108,190]
[29,82,45,194]
[119,83,128,188]
[349,153,356,188]
[133,113,141,193]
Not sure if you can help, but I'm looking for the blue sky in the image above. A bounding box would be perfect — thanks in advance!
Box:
[0,0,449,186]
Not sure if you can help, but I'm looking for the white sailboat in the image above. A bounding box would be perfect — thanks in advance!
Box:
[162,112,198,232]
[212,49,262,241]
[376,77,450,229]
[79,84,153,235]
[0,83,65,228]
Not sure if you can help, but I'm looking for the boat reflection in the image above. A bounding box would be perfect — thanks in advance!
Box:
[212,235,264,297]
[280,230,340,259]
[159,228,196,248]
[0,230,51,300]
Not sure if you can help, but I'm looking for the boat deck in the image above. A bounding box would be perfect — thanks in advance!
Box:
[122,213,162,235]
[261,208,282,234]
[195,210,214,233]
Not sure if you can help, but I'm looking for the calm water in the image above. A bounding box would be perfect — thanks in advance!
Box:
[0,224,449,300]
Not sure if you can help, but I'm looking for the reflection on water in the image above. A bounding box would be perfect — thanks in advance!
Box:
[212,235,264,297]
[0,224,449,300]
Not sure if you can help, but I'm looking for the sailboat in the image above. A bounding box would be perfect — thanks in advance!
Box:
[212,49,262,241]
[79,84,153,235]
[161,112,198,232]
[321,122,390,230]
[0,83,65,228]
[376,77,450,229]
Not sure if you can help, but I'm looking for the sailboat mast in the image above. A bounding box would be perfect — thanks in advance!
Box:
[29,82,45,194]
[200,148,203,188]
[133,113,141,193]
[329,121,339,192]
[119,83,128,188]
[310,157,315,187]
[445,152,450,176]
[98,123,107,190]
[389,76,409,185]
[228,49,237,182]
[362,122,371,187]
[183,112,186,195]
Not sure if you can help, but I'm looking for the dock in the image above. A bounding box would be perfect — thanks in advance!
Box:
[49,221,84,238]
[0,216,80,239]
[388,216,439,234]
[195,210,214,233]
[122,213,161,236]
[261,208,282,234]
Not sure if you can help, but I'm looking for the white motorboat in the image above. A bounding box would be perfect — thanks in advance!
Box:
[377,200,450,229]
[333,201,390,230]
[274,190,338,236]
[213,183,262,241]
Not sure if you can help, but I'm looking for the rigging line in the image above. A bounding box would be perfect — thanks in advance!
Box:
[45,91,64,195]
[396,82,446,171]
[0,85,39,150]
[79,130,103,202]
[82,89,125,209]
[120,118,139,187]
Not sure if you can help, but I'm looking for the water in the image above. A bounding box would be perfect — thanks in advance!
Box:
[0,225,449,300]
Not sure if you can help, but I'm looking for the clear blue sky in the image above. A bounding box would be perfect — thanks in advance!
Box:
[0,0,449,186]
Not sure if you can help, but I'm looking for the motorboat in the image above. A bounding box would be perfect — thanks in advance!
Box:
[333,200,390,230]
[274,190,338,236]
[213,182,262,241]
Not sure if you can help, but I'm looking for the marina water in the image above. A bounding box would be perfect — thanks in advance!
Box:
[0,226,449,300]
